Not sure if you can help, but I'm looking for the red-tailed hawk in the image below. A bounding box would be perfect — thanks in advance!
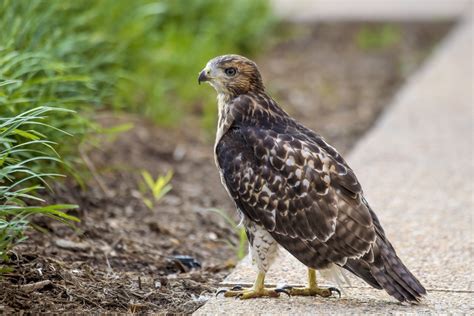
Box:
[198,54,426,302]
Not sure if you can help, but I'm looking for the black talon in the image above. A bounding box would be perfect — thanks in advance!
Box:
[280,285,293,290]
[235,293,243,299]
[230,285,243,291]
[275,288,291,297]
[216,289,227,297]
[328,287,341,298]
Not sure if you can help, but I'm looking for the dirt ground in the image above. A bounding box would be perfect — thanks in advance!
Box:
[0,22,452,314]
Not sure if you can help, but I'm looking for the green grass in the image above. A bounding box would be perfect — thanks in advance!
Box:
[355,24,401,50]
[0,107,79,267]
[205,208,248,260]
[1,0,274,129]
[0,0,102,172]
[1,0,275,171]
[139,170,173,210]
[0,0,274,267]
[105,0,276,126]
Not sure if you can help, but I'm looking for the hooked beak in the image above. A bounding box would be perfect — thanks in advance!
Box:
[198,70,210,85]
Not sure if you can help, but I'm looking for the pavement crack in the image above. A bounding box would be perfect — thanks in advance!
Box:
[221,283,473,294]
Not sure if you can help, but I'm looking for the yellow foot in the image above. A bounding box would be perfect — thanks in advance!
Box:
[280,285,341,298]
[217,285,285,299]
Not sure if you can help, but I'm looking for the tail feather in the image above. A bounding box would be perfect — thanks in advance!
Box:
[346,238,427,303]
[371,264,409,302]
[387,260,423,293]
[354,202,427,303]
[375,241,426,302]
[343,259,382,289]
[342,237,426,303]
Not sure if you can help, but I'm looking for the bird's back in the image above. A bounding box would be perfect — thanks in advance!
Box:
[215,92,426,302]
[203,54,426,303]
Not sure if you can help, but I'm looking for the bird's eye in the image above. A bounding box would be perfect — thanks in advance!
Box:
[224,67,237,76]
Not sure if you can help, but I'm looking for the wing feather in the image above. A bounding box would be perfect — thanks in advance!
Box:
[216,107,376,268]
[213,88,424,302]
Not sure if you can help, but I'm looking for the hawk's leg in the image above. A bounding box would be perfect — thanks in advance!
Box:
[221,271,283,299]
[218,220,285,299]
[281,268,341,298]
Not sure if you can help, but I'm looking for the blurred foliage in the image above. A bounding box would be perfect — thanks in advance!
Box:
[355,24,401,50]
[1,0,274,171]
[0,0,273,272]
[104,0,276,126]
[0,107,79,267]
[1,0,103,172]
[0,0,273,263]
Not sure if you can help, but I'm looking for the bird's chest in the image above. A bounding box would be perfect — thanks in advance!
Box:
[213,98,235,194]
[214,95,232,145]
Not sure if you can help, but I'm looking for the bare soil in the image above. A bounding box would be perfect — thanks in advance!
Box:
[0,22,452,314]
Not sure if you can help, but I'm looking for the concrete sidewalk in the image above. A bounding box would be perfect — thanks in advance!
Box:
[271,0,471,21]
[196,16,473,315]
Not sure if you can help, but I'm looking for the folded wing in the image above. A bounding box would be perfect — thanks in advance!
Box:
[216,124,376,268]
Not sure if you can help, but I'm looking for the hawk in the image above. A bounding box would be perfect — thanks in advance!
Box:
[198,54,426,302]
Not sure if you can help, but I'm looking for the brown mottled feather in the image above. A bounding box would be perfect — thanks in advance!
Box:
[209,55,426,303]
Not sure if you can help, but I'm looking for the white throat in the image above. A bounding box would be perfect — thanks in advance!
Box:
[215,92,231,146]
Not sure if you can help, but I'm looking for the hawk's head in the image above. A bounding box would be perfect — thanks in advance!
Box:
[198,54,264,96]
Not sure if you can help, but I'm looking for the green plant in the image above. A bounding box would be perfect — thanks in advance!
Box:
[0,1,102,172]
[0,107,79,266]
[205,208,247,259]
[355,24,401,50]
[0,0,274,273]
[1,0,275,128]
[0,0,275,180]
[139,170,173,210]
